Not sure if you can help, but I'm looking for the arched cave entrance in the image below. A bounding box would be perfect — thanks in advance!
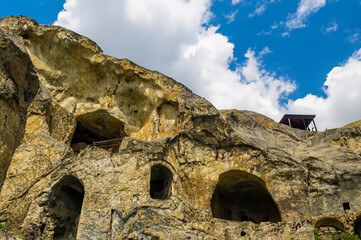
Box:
[314,218,344,234]
[150,164,173,199]
[211,170,281,223]
[354,216,361,237]
[70,110,126,152]
[48,176,84,239]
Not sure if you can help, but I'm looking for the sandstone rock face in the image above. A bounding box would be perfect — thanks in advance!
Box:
[0,16,361,240]
[0,27,39,190]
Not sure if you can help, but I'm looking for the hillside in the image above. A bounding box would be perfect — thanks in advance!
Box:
[0,16,361,240]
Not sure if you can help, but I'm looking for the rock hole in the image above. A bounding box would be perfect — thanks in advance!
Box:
[47,175,84,239]
[21,32,30,39]
[354,216,361,237]
[211,170,281,223]
[315,218,344,234]
[70,110,126,152]
[39,223,46,234]
[150,164,173,199]
[343,202,350,211]
[53,227,66,239]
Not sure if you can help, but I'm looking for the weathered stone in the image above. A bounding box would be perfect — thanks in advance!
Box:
[0,16,361,240]
[0,27,39,190]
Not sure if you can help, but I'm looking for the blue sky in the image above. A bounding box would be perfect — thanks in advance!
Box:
[210,0,361,100]
[1,0,361,130]
[0,0,63,24]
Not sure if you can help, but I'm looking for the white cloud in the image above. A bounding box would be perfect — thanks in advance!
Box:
[234,49,296,118]
[55,0,212,73]
[257,22,278,36]
[232,0,243,5]
[322,21,338,34]
[257,30,272,36]
[271,23,279,29]
[55,0,295,122]
[287,48,361,130]
[260,46,272,56]
[224,10,238,24]
[249,3,267,18]
[178,38,295,118]
[347,29,361,44]
[282,31,291,37]
[285,0,326,31]
[55,0,361,130]
[248,0,280,18]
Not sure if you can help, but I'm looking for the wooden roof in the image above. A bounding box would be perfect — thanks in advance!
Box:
[279,114,317,131]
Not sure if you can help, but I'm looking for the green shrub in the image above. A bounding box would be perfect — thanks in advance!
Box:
[314,228,320,240]
[0,222,8,230]
[314,230,361,240]
[332,233,361,240]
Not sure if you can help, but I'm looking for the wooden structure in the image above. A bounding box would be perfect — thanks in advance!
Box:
[71,138,122,153]
[93,138,122,148]
[70,142,88,153]
[279,114,317,131]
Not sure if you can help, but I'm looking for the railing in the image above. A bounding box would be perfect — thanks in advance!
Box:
[71,137,122,152]
[92,138,122,148]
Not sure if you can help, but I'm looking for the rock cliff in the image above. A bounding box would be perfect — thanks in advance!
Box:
[0,16,360,240]
[0,26,39,191]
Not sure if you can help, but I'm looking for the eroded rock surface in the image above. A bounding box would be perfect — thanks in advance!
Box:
[0,16,361,240]
[0,27,39,190]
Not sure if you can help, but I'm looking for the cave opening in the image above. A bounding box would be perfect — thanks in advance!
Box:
[70,110,126,152]
[343,202,350,211]
[211,170,281,223]
[315,218,344,234]
[48,176,84,240]
[354,216,361,237]
[150,164,173,200]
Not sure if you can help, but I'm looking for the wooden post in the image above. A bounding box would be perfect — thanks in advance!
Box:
[312,120,318,132]
[303,119,306,130]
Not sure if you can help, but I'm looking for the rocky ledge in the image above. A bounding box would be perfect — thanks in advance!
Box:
[0,16,360,240]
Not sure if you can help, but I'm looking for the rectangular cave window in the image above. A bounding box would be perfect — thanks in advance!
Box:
[343,202,350,211]
[150,164,173,200]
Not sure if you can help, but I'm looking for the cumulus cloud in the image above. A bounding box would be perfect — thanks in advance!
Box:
[55,0,295,122]
[55,0,211,74]
[178,36,295,118]
[55,0,361,130]
[287,48,361,130]
[285,0,326,32]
